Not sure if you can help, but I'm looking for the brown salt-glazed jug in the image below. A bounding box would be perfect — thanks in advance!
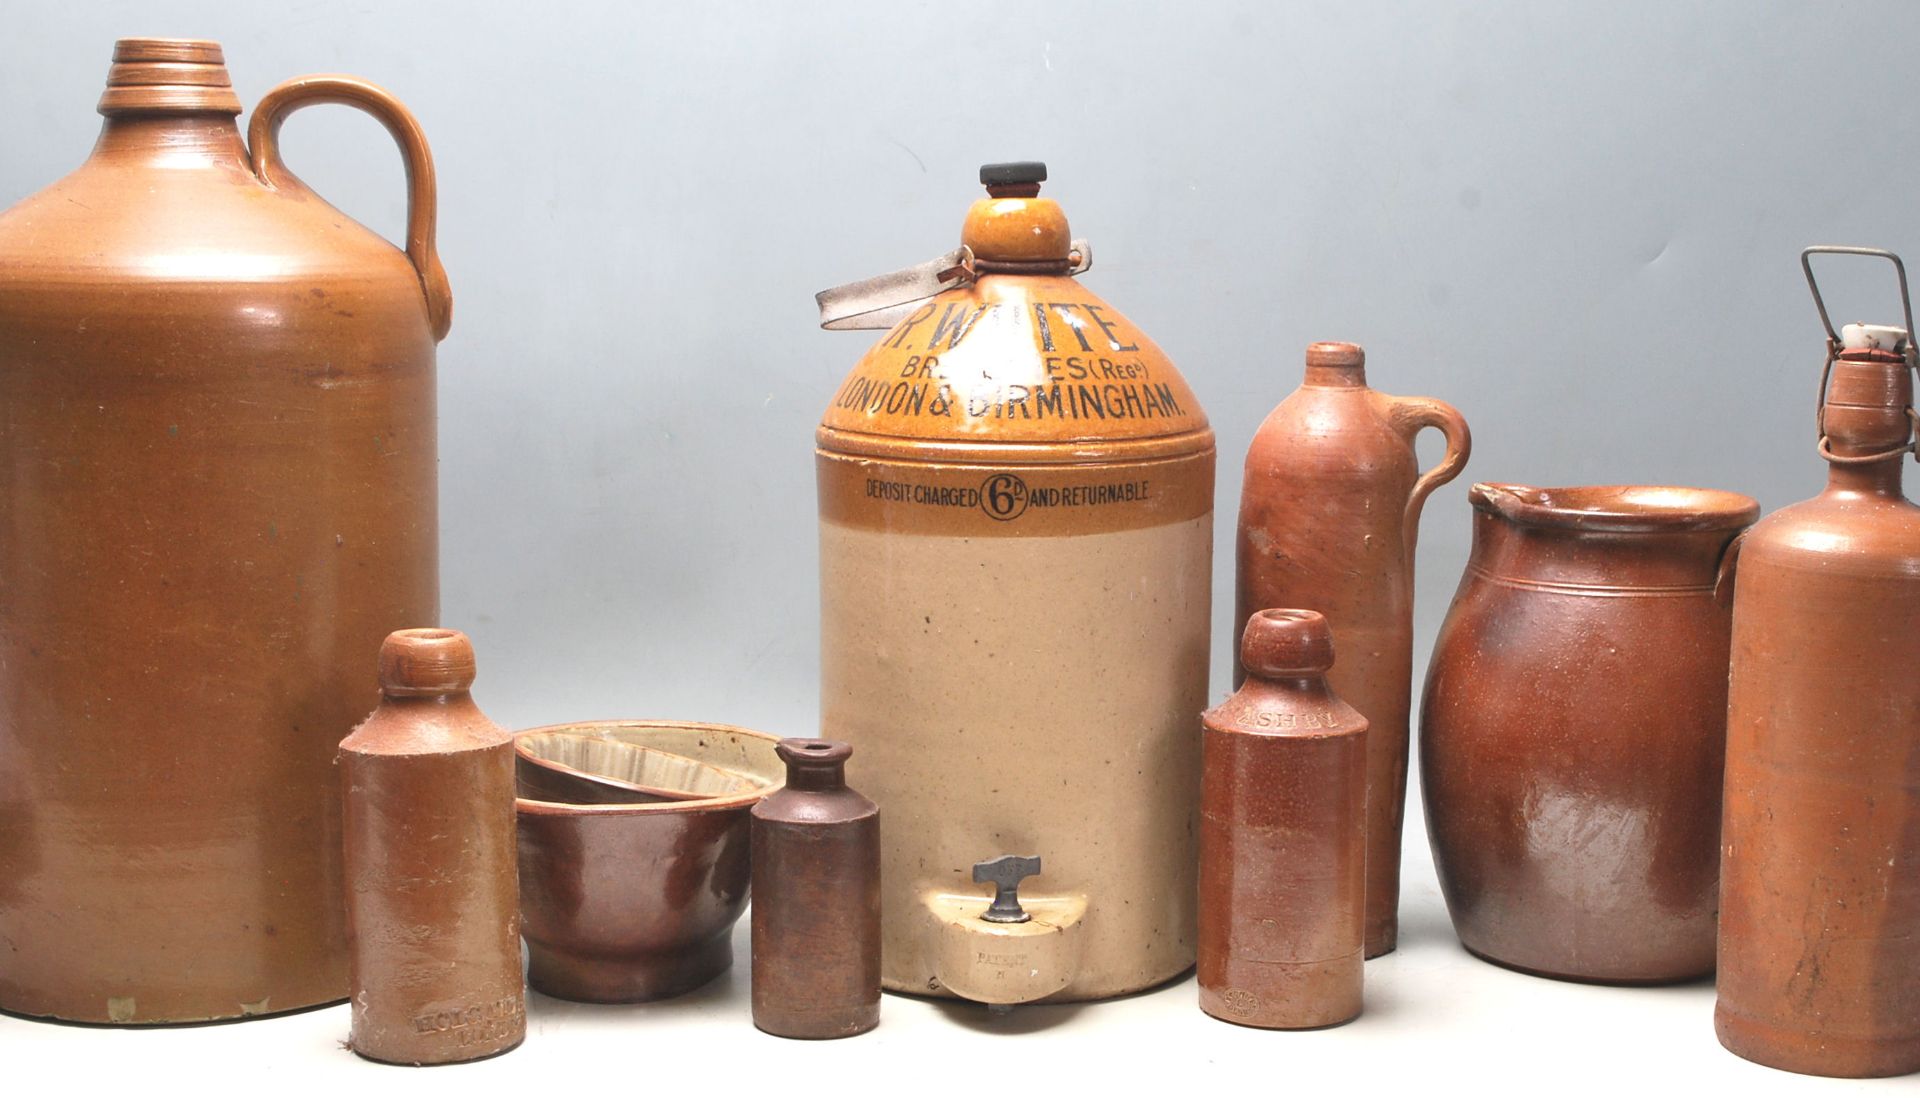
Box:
[1419,481,1756,983]
[1716,248,1920,1079]
[0,39,450,1024]
[751,739,881,1040]
[340,630,523,1066]
[814,162,1212,1005]
[1236,341,1468,958]
[1199,610,1367,1030]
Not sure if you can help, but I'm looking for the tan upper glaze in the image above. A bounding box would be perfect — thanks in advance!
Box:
[817,185,1211,466]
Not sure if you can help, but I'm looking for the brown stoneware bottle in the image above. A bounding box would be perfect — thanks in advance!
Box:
[1420,482,1756,983]
[340,630,523,1065]
[1717,248,1920,1079]
[751,739,881,1039]
[1199,610,1367,1029]
[1237,341,1467,958]
[0,38,449,1023]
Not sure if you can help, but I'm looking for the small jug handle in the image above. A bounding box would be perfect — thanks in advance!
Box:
[1388,396,1472,551]
[247,75,453,342]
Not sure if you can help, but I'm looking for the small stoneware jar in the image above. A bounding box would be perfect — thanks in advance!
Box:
[751,739,881,1039]
[1199,609,1367,1029]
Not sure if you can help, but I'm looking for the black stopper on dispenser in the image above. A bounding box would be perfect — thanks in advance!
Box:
[980,161,1047,186]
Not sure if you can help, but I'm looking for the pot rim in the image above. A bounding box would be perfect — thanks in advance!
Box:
[514,719,783,817]
[1468,482,1759,533]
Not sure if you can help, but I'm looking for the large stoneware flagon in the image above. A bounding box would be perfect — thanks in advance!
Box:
[0,38,449,1024]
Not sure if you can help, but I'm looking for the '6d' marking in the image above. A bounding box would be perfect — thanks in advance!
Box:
[981,473,1030,521]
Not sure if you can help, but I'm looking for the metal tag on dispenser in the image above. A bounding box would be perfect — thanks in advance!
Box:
[815,239,1093,331]
[815,247,978,331]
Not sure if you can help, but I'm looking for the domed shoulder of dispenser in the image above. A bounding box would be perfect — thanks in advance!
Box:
[817,276,1212,462]
[819,162,1211,463]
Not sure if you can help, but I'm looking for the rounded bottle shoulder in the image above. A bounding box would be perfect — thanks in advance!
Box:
[0,154,424,299]
[1740,489,1920,575]
[339,697,513,757]
[1244,389,1420,478]
[753,785,879,825]
[1204,685,1368,738]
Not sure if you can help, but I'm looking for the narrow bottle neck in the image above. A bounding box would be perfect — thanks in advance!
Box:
[782,764,848,793]
[1826,456,1908,498]
[91,114,249,169]
[1303,364,1367,389]
[378,689,472,708]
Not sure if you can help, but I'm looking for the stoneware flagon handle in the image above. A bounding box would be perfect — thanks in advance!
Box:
[1388,395,1472,551]
[246,75,453,341]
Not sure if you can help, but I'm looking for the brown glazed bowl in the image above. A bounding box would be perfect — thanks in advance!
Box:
[514,720,784,1003]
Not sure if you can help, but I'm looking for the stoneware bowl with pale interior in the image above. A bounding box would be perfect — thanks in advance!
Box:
[514,720,784,1003]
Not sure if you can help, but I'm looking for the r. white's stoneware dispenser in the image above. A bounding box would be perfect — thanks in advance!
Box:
[815,162,1214,1004]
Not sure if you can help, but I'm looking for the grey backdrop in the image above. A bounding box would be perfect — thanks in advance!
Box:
[5,1,1918,735]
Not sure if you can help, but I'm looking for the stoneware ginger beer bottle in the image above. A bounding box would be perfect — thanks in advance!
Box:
[1716,247,1920,1078]
[814,162,1214,1004]
[0,38,449,1024]
[339,629,524,1065]
[1236,341,1467,957]
[751,739,881,1039]
[1199,610,1367,1029]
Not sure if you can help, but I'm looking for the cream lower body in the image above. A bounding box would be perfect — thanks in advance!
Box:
[820,514,1211,1003]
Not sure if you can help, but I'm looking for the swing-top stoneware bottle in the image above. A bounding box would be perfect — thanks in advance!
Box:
[1236,341,1468,957]
[814,162,1213,1005]
[1716,248,1920,1079]
[340,629,524,1066]
[0,38,450,1023]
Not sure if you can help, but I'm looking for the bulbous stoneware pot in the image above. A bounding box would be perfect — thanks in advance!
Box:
[1419,483,1756,984]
